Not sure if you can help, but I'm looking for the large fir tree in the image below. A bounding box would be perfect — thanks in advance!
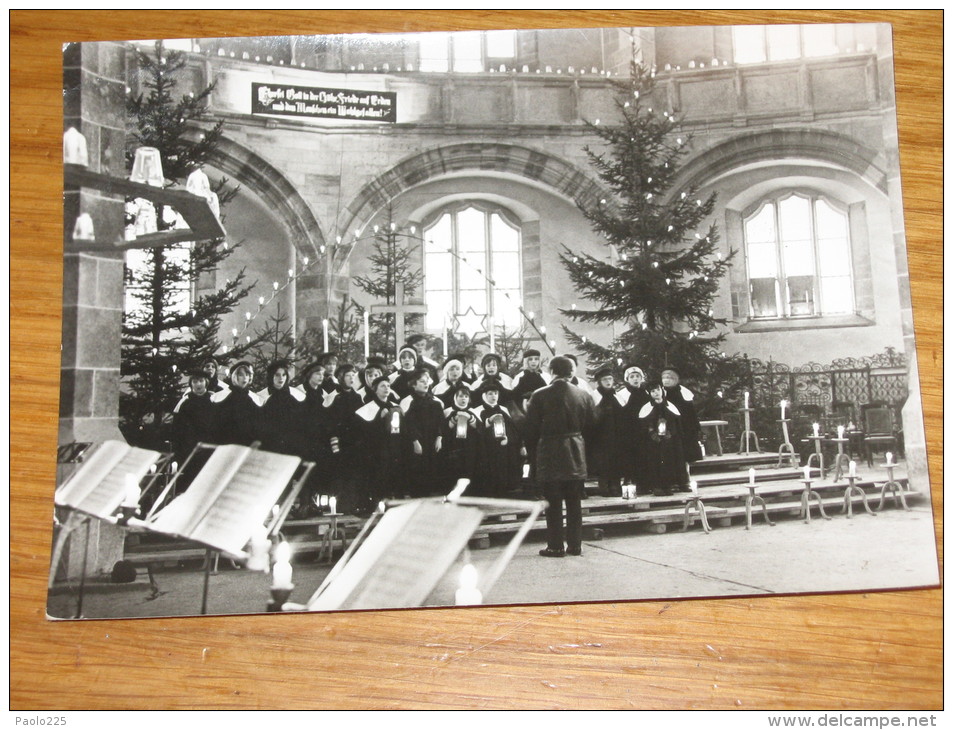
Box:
[121,41,263,447]
[561,60,742,405]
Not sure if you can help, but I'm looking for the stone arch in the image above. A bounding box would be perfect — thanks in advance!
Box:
[341,142,607,237]
[189,133,326,257]
[674,128,890,196]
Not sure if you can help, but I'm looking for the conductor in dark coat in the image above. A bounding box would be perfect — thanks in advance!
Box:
[523,356,596,557]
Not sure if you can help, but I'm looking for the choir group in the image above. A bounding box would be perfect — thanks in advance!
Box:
[170,336,703,516]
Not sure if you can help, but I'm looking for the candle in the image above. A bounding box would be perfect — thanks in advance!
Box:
[122,475,141,508]
[272,542,293,589]
[322,319,329,352]
[780,400,787,420]
[837,425,845,439]
[812,422,820,437]
[363,311,370,359]
[488,314,495,352]
[849,460,857,478]
[329,496,337,515]
[744,391,749,409]
[886,452,893,465]
[390,410,400,433]
[657,420,667,436]
[443,318,449,358]
[246,525,270,572]
[803,466,811,481]
[748,468,755,485]
[690,480,698,495]
[378,501,387,513]
[454,564,483,606]
[700,442,706,458]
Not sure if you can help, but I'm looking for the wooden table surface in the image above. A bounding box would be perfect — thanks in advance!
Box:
[11,10,942,710]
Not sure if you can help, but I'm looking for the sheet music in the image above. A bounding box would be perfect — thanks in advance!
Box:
[309,501,483,611]
[188,449,300,555]
[55,441,160,519]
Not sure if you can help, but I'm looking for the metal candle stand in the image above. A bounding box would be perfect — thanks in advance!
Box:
[828,437,851,482]
[744,484,775,530]
[681,494,712,534]
[799,477,832,524]
[738,407,760,454]
[842,475,876,518]
[803,434,826,478]
[267,585,294,612]
[776,418,797,468]
[877,462,910,512]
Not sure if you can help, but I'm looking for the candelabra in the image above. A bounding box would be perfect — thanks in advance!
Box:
[799,475,831,524]
[876,461,910,512]
[842,474,876,519]
[738,406,760,454]
[828,436,851,482]
[744,483,775,530]
[776,417,797,468]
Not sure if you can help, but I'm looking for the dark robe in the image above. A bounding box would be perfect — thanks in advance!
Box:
[440,405,483,494]
[297,381,334,511]
[356,397,408,501]
[638,398,691,496]
[587,385,626,495]
[665,384,703,462]
[171,391,215,463]
[259,384,304,456]
[618,384,651,489]
[326,387,365,514]
[402,392,445,497]
[211,385,262,447]
[389,368,419,400]
[433,378,467,409]
[475,403,524,497]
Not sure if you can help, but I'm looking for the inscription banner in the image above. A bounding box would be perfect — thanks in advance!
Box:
[252,82,396,122]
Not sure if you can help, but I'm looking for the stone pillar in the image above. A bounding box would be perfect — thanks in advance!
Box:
[61,41,127,445]
[59,41,128,578]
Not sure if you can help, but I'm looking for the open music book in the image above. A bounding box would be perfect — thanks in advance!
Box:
[148,444,301,557]
[308,499,484,611]
[54,440,162,521]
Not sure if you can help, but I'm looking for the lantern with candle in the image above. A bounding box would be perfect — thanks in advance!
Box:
[454,564,483,606]
[271,541,293,589]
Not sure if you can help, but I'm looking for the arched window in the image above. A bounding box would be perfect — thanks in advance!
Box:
[422,204,522,331]
[732,24,848,65]
[744,192,853,320]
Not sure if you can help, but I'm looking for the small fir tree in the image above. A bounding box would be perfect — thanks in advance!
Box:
[560,59,742,400]
[352,207,424,357]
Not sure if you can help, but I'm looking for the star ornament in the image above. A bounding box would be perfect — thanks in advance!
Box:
[452,307,487,339]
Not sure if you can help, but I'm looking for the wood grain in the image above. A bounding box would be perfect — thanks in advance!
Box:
[11,10,941,710]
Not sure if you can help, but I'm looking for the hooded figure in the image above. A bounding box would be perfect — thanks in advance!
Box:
[258,359,305,456]
[662,367,703,462]
[587,365,626,497]
[210,361,262,446]
[355,374,408,501]
[470,352,515,409]
[511,348,551,415]
[439,382,483,493]
[473,380,525,497]
[400,367,445,497]
[432,354,469,409]
[388,345,421,400]
[617,365,651,491]
[638,379,691,496]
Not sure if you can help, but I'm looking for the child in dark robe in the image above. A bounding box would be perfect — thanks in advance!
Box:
[662,367,704,463]
[169,370,216,496]
[617,365,651,493]
[355,376,408,502]
[210,361,262,447]
[357,356,389,403]
[638,379,691,497]
[297,361,333,515]
[470,353,515,410]
[510,348,550,416]
[388,346,421,400]
[318,352,340,395]
[199,357,225,394]
[439,383,483,495]
[473,381,525,498]
[432,354,469,409]
[327,364,365,514]
[257,359,305,456]
[400,368,445,498]
[587,366,626,497]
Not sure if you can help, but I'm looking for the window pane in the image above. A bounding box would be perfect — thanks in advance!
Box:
[458,288,487,316]
[819,240,851,276]
[820,276,852,315]
[786,275,815,316]
[457,208,487,255]
[425,289,453,330]
[782,238,814,276]
[452,32,483,72]
[490,212,519,251]
[750,278,779,318]
[425,214,452,252]
[493,289,522,326]
[491,251,520,289]
[745,204,776,243]
[803,24,838,57]
[733,26,767,64]
[747,241,777,278]
[458,261,486,291]
[419,32,450,72]
[485,30,516,58]
[426,251,453,283]
[778,195,811,241]
[767,25,800,61]
[815,199,848,239]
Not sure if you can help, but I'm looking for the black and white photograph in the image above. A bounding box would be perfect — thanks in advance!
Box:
[49,21,939,621]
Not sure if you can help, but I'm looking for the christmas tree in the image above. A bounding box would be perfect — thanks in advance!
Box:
[561,59,741,401]
[352,207,424,357]
[120,41,263,447]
